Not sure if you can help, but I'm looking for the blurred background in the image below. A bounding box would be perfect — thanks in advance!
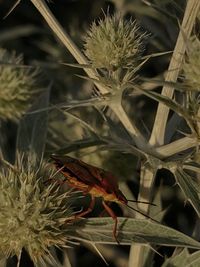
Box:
[0,1,195,267]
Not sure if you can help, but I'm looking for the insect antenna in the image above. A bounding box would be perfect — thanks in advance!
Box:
[125,203,159,224]
[127,199,156,206]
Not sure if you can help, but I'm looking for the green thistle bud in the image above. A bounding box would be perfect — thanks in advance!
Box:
[0,153,74,266]
[0,48,39,122]
[184,37,200,90]
[84,14,145,71]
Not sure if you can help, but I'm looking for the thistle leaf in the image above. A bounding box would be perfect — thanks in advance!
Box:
[52,138,106,155]
[133,85,194,121]
[161,249,200,267]
[69,218,200,249]
[173,167,200,217]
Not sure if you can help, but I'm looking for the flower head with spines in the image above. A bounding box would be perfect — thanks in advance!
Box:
[0,48,40,121]
[0,153,75,266]
[83,13,146,91]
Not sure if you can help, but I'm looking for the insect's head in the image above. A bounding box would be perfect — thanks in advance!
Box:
[116,189,128,204]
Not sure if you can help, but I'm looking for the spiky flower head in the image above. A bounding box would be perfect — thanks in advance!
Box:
[183,37,200,90]
[0,48,39,122]
[84,14,145,71]
[0,153,74,266]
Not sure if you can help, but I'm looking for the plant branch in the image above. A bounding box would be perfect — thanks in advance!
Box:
[130,2,200,266]
[156,135,198,158]
[149,0,200,146]
[129,168,156,267]
[30,0,147,149]
[30,0,106,92]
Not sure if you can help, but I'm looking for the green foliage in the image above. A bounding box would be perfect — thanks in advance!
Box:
[0,48,40,122]
[84,14,144,70]
[161,249,200,267]
[184,37,200,90]
[0,153,74,266]
[70,218,200,249]
[1,0,200,266]
[84,14,147,90]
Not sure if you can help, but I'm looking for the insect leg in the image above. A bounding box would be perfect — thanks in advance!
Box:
[75,195,95,218]
[65,196,96,224]
[102,201,119,244]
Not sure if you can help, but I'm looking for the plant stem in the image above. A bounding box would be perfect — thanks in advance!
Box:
[30,0,147,149]
[129,1,200,266]
[149,0,200,146]
[156,135,198,158]
[110,104,147,150]
[31,0,105,92]
[128,167,156,267]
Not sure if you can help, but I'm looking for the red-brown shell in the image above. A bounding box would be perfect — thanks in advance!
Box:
[52,155,127,204]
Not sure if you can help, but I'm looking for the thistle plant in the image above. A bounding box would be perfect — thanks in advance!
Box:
[84,15,144,70]
[0,48,39,122]
[84,14,146,90]
[181,36,200,139]
[0,153,74,266]
[2,0,200,267]
[184,37,200,90]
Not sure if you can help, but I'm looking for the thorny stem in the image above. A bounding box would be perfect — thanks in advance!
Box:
[130,1,200,267]
[30,0,147,150]
[31,0,104,92]
[20,2,200,267]
[149,0,200,146]
[156,135,198,158]
[129,167,156,267]
[110,104,148,151]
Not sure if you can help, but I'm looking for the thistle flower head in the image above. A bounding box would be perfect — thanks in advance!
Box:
[0,48,39,122]
[0,153,74,266]
[84,14,145,71]
[183,37,200,90]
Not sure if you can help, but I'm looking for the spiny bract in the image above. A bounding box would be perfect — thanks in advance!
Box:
[0,153,74,266]
[184,37,200,90]
[0,48,39,121]
[84,14,145,71]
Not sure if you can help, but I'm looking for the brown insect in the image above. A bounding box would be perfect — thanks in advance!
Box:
[51,154,155,243]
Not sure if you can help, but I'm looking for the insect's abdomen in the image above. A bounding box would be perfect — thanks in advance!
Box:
[63,175,89,192]
[88,185,119,202]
